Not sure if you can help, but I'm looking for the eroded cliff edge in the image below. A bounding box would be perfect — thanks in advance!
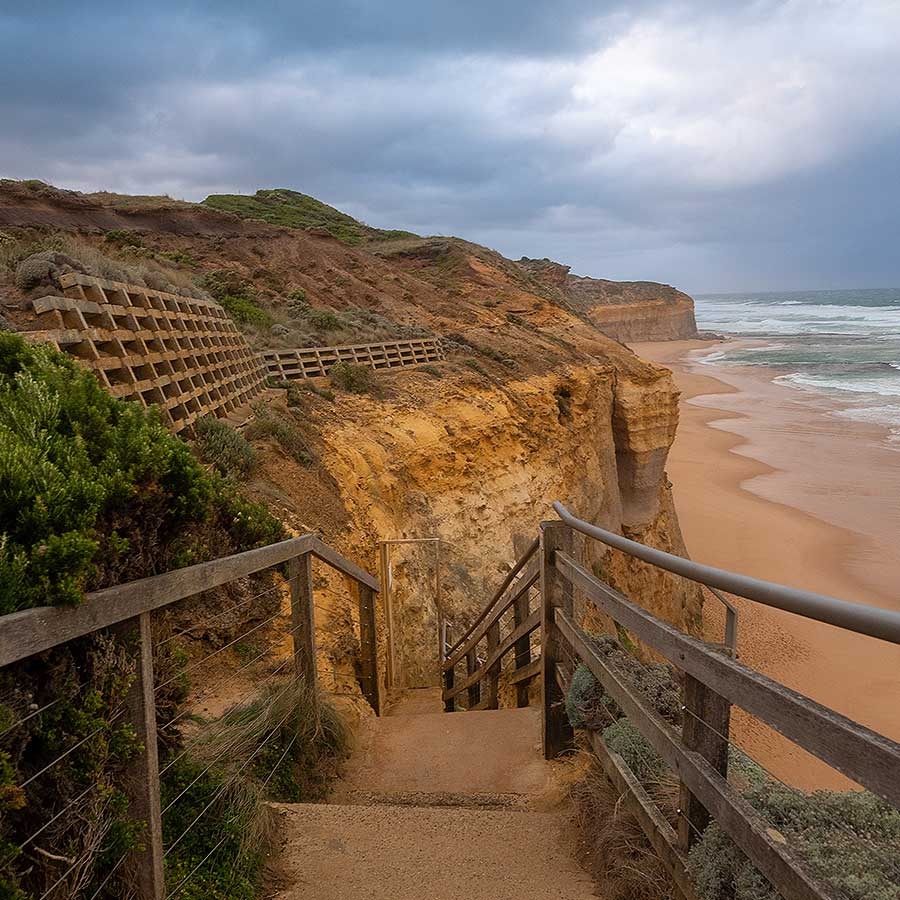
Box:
[0,179,704,690]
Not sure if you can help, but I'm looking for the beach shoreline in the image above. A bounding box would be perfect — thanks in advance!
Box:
[632,339,900,791]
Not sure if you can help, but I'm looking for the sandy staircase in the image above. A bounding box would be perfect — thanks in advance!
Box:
[268,688,596,899]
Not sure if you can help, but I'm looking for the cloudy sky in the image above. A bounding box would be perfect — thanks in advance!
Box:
[2,1,899,292]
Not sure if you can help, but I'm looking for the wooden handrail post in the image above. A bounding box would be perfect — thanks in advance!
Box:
[118,613,164,900]
[288,552,316,690]
[443,665,456,712]
[678,674,731,850]
[358,583,380,715]
[486,620,500,709]
[466,649,481,709]
[513,588,532,708]
[540,520,574,759]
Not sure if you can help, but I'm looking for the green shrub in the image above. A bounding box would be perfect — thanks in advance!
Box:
[246,403,314,466]
[201,271,272,328]
[305,308,343,330]
[104,229,143,248]
[0,332,283,612]
[419,365,443,379]
[689,785,900,900]
[602,719,666,782]
[159,249,197,266]
[329,361,374,394]
[193,416,256,480]
[464,358,487,375]
[162,681,349,897]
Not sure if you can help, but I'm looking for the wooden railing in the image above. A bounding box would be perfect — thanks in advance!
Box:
[440,538,542,711]
[260,337,444,380]
[0,534,380,900]
[544,514,900,900]
[441,512,900,900]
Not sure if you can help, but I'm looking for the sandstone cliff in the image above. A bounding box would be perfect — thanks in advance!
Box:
[517,256,698,342]
[0,179,703,693]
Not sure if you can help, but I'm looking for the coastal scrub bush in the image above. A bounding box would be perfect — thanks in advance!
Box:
[201,270,272,327]
[689,785,900,900]
[329,361,374,394]
[193,416,257,480]
[104,229,143,248]
[0,331,283,613]
[245,403,314,466]
[162,680,349,897]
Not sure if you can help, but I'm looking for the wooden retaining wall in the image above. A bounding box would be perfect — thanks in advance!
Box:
[24,272,267,432]
[260,337,444,380]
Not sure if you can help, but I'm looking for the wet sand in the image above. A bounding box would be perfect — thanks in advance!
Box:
[632,339,900,791]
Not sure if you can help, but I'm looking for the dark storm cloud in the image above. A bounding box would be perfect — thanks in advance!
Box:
[1,1,899,291]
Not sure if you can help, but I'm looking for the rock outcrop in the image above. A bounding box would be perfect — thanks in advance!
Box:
[518,257,698,343]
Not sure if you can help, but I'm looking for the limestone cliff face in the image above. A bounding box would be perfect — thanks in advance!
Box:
[300,357,702,690]
[517,257,698,343]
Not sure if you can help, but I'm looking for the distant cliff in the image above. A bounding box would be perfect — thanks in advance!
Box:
[517,257,698,342]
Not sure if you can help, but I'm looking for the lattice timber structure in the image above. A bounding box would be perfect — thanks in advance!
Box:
[261,337,444,380]
[23,272,267,432]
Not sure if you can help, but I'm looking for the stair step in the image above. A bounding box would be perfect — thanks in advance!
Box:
[336,789,527,810]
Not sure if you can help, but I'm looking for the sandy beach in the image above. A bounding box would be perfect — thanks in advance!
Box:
[632,339,900,791]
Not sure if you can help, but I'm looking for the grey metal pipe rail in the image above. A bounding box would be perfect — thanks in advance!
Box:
[553,501,900,646]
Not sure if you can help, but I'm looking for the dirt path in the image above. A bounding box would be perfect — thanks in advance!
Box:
[268,689,596,899]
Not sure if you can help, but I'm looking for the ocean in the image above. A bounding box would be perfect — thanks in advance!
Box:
[693,289,900,441]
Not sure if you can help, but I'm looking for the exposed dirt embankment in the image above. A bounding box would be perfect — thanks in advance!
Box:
[0,179,703,692]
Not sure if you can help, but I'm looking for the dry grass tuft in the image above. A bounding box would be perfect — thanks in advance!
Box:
[569,748,680,900]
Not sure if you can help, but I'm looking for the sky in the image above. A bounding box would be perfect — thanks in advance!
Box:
[2,1,899,293]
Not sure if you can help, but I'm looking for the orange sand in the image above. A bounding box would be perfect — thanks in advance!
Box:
[633,339,900,791]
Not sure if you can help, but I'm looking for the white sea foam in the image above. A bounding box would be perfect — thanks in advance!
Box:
[774,372,900,398]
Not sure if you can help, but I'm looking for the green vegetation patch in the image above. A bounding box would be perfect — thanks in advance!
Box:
[202,189,417,246]
[193,416,257,480]
[0,332,283,613]
[329,361,374,394]
[201,270,272,327]
[245,403,314,466]
[163,680,349,898]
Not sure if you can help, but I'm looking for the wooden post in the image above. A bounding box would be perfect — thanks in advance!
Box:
[379,542,397,691]
[288,553,316,688]
[118,613,164,900]
[358,583,380,715]
[466,648,481,709]
[486,620,500,709]
[540,520,574,760]
[678,674,731,850]
[513,588,532,708]
[443,664,456,712]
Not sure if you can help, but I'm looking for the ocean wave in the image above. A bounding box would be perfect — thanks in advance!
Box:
[774,371,900,398]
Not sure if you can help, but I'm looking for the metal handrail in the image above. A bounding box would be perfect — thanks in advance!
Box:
[553,502,900,646]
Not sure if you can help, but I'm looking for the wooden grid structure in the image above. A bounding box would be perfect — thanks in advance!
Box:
[260,337,444,380]
[23,272,267,432]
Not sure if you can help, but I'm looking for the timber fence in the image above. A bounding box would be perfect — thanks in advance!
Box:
[441,504,900,900]
[0,535,380,899]
[260,337,444,380]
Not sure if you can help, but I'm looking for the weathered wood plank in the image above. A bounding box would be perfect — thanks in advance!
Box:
[358,583,380,715]
[586,730,698,900]
[466,648,481,708]
[541,521,574,760]
[443,664,456,712]
[308,537,380,592]
[486,620,500,709]
[0,536,314,668]
[443,610,541,701]
[554,551,900,808]
[513,586,533,708]
[678,675,731,850]
[508,656,541,685]
[557,609,839,900]
[117,613,165,899]
[288,554,316,687]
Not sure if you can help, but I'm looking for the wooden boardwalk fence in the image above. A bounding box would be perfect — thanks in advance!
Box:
[260,337,444,380]
[0,535,381,899]
[441,507,900,900]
